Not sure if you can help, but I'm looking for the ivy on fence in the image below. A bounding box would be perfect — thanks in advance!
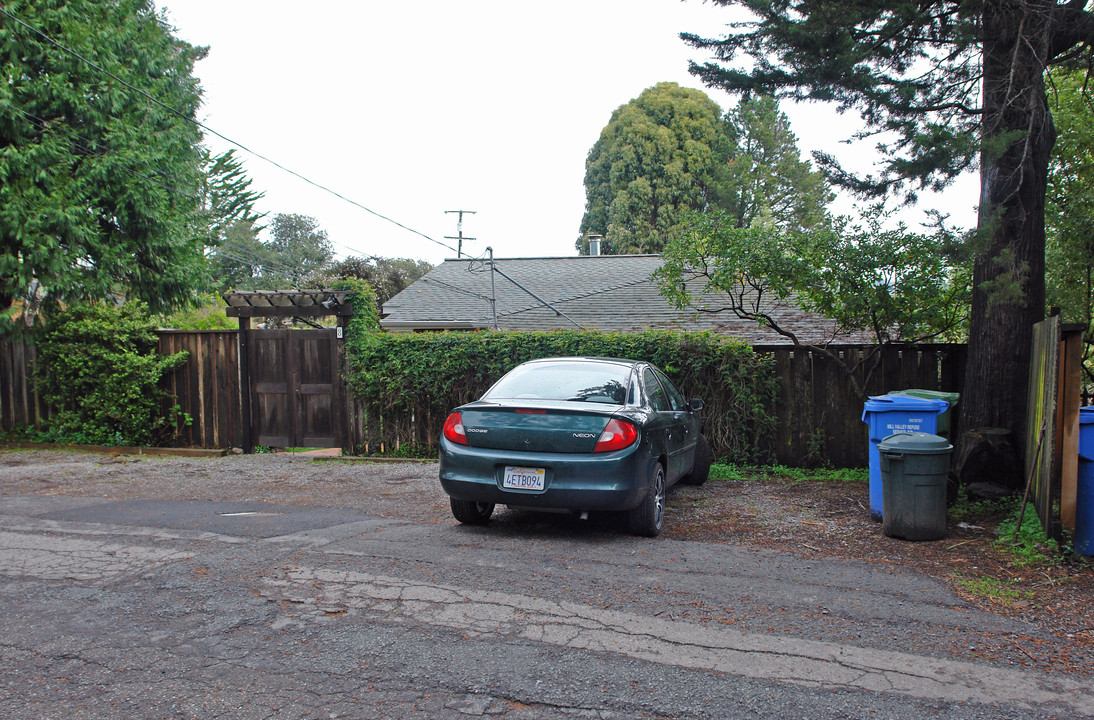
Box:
[343,329,779,463]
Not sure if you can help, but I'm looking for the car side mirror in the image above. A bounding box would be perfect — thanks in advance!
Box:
[689,398,704,412]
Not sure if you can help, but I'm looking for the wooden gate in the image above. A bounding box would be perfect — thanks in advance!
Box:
[246,329,342,449]
[224,290,355,452]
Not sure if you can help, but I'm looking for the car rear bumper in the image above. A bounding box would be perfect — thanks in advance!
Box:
[439,438,649,512]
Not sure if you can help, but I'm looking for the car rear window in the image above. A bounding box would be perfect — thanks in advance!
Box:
[484,362,632,404]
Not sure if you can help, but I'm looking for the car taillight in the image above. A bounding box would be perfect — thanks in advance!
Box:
[594,419,638,452]
[443,412,468,446]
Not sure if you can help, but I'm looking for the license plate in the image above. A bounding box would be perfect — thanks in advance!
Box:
[503,466,545,491]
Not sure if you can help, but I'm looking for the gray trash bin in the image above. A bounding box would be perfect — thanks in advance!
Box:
[878,432,952,541]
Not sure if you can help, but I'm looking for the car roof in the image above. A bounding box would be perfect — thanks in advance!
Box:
[517,356,642,369]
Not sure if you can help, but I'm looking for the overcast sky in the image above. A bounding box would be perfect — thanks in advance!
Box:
[160,0,979,267]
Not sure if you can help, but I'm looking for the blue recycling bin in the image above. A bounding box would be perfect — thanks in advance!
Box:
[862,395,950,520]
[1076,406,1094,556]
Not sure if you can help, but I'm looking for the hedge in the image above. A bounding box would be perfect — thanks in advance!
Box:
[343,329,778,463]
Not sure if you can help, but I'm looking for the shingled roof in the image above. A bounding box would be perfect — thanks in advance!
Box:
[380,254,864,345]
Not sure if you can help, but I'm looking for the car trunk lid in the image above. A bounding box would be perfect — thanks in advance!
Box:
[459,401,618,453]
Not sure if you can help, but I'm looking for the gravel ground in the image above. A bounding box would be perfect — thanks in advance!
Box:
[0,449,452,523]
[2,446,1091,676]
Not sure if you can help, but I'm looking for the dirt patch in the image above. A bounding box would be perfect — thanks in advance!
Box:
[664,471,1094,675]
[2,448,1091,674]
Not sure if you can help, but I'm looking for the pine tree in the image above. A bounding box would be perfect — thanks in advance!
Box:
[0,0,209,312]
[683,0,1094,442]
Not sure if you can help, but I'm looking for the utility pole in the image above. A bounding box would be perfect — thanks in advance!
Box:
[445,210,476,258]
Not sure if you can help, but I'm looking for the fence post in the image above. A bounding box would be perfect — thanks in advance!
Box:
[238,320,254,453]
[1059,325,1086,533]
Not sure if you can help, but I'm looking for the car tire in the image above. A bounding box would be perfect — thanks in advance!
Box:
[450,498,495,525]
[680,433,711,486]
[628,461,665,538]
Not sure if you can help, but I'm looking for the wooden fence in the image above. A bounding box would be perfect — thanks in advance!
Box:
[0,331,243,449]
[0,334,966,468]
[758,343,966,467]
[157,331,244,450]
[0,339,50,431]
[1024,317,1086,542]
[345,343,967,468]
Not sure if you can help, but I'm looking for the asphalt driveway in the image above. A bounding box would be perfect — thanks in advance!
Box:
[0,450,1091,719]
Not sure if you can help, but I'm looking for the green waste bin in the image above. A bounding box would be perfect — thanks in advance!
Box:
[878,432,953,541]
[886,389,960,438]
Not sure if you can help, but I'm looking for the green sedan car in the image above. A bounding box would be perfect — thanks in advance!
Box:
[438,357,710,537]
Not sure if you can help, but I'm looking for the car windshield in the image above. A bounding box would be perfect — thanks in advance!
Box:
[484,362,631,404]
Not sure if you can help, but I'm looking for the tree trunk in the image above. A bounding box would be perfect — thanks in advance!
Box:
[962,1,1054,451]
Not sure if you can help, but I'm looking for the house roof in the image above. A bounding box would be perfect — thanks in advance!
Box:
[380,254,865,345]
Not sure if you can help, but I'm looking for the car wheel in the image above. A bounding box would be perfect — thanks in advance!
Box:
[680,433,711,486]
[450,498,495,525]
[628,461,665,538]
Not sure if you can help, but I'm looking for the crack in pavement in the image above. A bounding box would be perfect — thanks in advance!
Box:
[6,517,1088,717]
[266,565,1094,716]
[0,514,250,544]
[0,531,194,581]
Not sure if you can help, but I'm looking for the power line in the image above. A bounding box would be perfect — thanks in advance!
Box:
[4,101,300,284]
[5,97,329,287]
[0,6,457,256]
[211,243,295,279]
[419,276,493,303]
[0,101,201,200]
[7,96,370,268]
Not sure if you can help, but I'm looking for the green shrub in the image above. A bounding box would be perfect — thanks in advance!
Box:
[331,278,381,333]
[160,293,237,330]
[343,329,778,464]
[34,301,190,446]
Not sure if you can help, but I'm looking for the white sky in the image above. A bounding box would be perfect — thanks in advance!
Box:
[159,0,979,267]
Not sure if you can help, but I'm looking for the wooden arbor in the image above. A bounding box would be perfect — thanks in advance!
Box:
[223,291,354,453]
[223,290,355,329]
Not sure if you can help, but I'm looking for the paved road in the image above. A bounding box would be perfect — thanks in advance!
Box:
[1,494,1090,719]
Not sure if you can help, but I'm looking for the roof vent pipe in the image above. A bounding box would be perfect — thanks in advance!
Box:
[588,235,602,257]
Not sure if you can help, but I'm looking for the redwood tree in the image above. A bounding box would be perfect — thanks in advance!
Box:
[683,0,1094,444]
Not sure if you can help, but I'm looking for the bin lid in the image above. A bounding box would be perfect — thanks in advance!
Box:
[862,394,949,422]
[1081,407,1094,461]
[878,431,953,455]
[886,389,960,407]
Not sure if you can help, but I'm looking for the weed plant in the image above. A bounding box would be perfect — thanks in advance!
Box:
[957,577,1035,605]
[994,501,1061,567]
[372,443,439,460]
[708,464,868,484]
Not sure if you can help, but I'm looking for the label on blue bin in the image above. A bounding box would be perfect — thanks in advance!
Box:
[884,416,926,434]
